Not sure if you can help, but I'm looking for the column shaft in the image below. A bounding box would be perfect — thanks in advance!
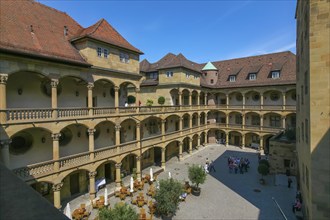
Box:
[88,129,95,160]
[52,133,61,172]
[179,142,183,161]
[89,171,97,200]
[114,87,119,113]
[136,156,141,181]
[161,148,166,170]
[51,79,58,119]
[282,93,286,110]
[52,183,63,209]
[115,163,122,190]
[225,133,229,147]
[0,74,8,124]
[189,139,192,154]
[0,140,11,167]
[87,83,94,116]
[242,134,245,148]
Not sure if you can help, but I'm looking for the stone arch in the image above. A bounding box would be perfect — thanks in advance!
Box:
[169,88,179,106]
[263,112,282,128]
[94,120,116,149]
[120,118,137,143]
[119,81,137,107]
[141,146,163,168]
[94,159,117,183]
[181,89,190,105]
[228,130,243,147]
[165,140,180,161]
[121,153,138,175]
[94,78,116,107]
[165,114,180,133]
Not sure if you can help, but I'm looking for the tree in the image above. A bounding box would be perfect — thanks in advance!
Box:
[158,96,165,105]
[127,95,136,105]
[259,159,270,168]
[99,203,138,220]
[258,163,269,184]
[188,164,207,195]
[146,99,153,106]
[154,178,183,218]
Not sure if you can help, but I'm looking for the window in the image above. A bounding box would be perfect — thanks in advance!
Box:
[252,93,260,101]
[120,52,129,63]
[148,121,158,134]
[210,79,214,84]
[249,73,257,80]
[291,91,296,101]
[270,92,280,101]
[284,159,291,168]
[194,75,198,79]
[103,49,108,58]
[271,71,280,79]
[306,166,309,189]
[146,72,158,80]
[301,86,304,105]
[252,116,260,125]
[97,47,102,57]
[270,116,281,127]
[304,71,308,95]
[305,119,308,143]
[166,71,173,78]
[229,75,236,82]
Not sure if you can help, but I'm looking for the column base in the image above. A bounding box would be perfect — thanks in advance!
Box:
[225,143,228,147]
[89,192,96,200]
[137,172,141,181]
[179,154,183,161]
[189,150,192,155]
[161,162,166,170]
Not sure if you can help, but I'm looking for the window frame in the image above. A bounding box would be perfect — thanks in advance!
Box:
[97,47,102,57]
[229,75,236,82]
[249,73,257,80]
[271,71,280,79]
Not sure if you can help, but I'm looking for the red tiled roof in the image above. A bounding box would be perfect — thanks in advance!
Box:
[200,51,296,88]
[0,0,88,65]
[0,0,143,65]
[73,19,143,54]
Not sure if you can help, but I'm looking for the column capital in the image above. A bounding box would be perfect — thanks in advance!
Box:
[52,182,63,192]
[51,133,61,141]
[51,79,59,88]
[115,125,121,131]
[0,139,12,148]
[178,142,183,146]
[87,128,96,135]
[161,119,166,124]
[115,163,122,169]
[136,156,142,161]
[189,138,193,142]
[135,88,140,93]
[0,74,8,84]
[136,122,141,128]
[114,86,119,91]
[161,148,166,153]
[87,82,94,90]
[282,116,286,119]
[88,171,97,178]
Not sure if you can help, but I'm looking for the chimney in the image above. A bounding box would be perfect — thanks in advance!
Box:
[30,25,34,33]
[64,26,68,36]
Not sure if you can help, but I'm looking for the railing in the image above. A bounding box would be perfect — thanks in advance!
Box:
[141,135,162,147]
[6,108,53,122]
[59,152,90,170]
[58,108,89,118]
[12,160,54,179]
[3,104,296,123]
[94,145,117,160]
[118,141,137,153]
[165,130,180,141]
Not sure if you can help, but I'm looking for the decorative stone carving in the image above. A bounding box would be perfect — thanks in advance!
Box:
[135,88,140,93]
[51,79,59,88]
[136,123,140,128]
[87,129,96,136]
[115,125,121,131]
[161,148,166,153]
[89,171,97,178]
[52,182,63,192]
[0,74,8,84]
[87,83,94,90]
[115,163,122,169]
[51,133,61,141]
[136,156,141,161]
[161,119,166,124]
[114,86,119,92]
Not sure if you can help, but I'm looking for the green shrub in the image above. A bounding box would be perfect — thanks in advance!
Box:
[127,95,136,104]
[99,203,138,220]
[188,164,207,189]
[154,178,183,217]
[158,96,165,105]
[146,99,153,106]
[258,163,269,179]
[259,159,270,167]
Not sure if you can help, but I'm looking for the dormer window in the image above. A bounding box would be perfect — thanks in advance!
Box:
[120,52,129,63]
[229,75,236,82]
[271,71,280,79]
[166,71,173,78]
[210,79,214,84]
[97,47,102,57]
[249,73,256,80]
[103,49,108,58]
[185,73,189,78]
[147,72,158,80]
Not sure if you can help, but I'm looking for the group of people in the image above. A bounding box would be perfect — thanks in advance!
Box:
[227,156,250,174]
[204,158,216,173]
[292,191,302,213]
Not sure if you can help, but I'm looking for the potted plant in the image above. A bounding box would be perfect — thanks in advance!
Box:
[146,99,153,107]
[258,163,269,184]
[188,164,207,196]
[154,178,183,220]
[158,96,165,105]
[127,95,136,106]
[99,202,138,220]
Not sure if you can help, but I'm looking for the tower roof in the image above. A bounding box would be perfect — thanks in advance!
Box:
[202,61,217,71]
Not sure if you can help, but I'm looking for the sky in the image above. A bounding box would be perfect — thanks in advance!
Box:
[40,0,297,63]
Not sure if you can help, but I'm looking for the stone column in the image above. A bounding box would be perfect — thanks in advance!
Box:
[226,94,229,109]
[197,135,201,149]
[136,156,141,181]
[260,93,264,110]
[204,113,208,126]
[161,148,166,170]
[87,83,94,116]
[197,114,200,127]
[115,163,122,190]
[242,93,245,109]
[189,115,193,131]
[0,139,11,167]
[135,88,140,113]
[242,114,245,129]
[225,132,229,147]
[179,117,183,135]
[282,92,286,110]
[197,92,200,108]
[189,138,193,155]
[259,136,264,151]
[136,123,141,145]
[51,79,59,119]
[188,92,192,107]
[0,74,8,124]
[226,114,229,128]
[179,142,183,161]
[178,91,182,109]
[114,86,119,113]
[161,120,166,141]
[115,125,121,145]
[204,93,208,106]
[241,134,245,148]
[89,171,97,200]
[88,129,95,160]
[260,115,264,131]
[282,116,286,129]
[52,133,61,172]
[52,182,63,209]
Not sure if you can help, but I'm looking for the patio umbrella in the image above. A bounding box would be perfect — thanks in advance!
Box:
[64,203,71,220]
[168,171,172,179]
[130,177,134,193]
[150,168,154,182]
[104,188,108,206]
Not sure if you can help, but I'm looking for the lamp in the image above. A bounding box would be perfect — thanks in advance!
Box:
[18,88,23,95]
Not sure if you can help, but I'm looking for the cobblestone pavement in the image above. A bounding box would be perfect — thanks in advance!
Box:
[65,144,297,220]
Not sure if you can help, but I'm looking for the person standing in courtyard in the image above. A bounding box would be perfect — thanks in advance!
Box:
[209,160,216,172]
[288,177,293,188]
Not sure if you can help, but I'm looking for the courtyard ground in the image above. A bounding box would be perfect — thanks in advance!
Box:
[65,144,297,220]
